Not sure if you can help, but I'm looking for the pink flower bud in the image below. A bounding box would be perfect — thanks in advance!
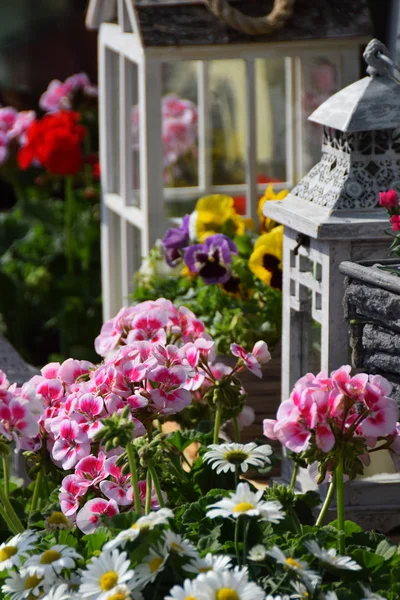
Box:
[390,215,400,231]
[379,189,398,209]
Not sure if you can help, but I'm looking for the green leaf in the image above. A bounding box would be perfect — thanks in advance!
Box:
[352,548,386,571]
[376,539,397,561]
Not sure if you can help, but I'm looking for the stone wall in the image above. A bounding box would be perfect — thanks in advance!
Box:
[344,278,400,404]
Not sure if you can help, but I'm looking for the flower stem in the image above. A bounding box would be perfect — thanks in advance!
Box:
[145,469,152,515]
[29,467,44,521]
[2,455,9,500]
[336,454,345,554]
[127,443,141,515]
[64,176,74,274]
[0,482,23,533]
[289,462,299,491]
[148,462,165,508]
[243,518,250,565]
[315,477,336,527]
[234,517,241,567]
[213,401,222,444]
[233,416,240,443]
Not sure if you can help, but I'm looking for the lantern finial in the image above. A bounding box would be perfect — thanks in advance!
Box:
[363,39,391,77]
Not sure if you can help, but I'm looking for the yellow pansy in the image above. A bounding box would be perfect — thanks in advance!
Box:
[195,195,245,242]
[258,185,289,233]
[249,225,283,288]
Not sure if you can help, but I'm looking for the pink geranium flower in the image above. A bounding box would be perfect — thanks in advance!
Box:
[76,498,119,534]
[0,397,39,448]
[52,419,90,469]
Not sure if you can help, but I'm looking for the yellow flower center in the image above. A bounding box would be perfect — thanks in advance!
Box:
[233,502,255,513]
[185,596,198,600]
[100,571,119,591]
[40,550,62,564]
[47,511,69,526]
[25,574,43,590]
[107,594,127,600]
[224,451,249,464]
[199,566,212,572]
[286,557,302,569]
[216,588,239,600]
[171,542,184,552]
[0,546,17,562]
[149,557,163,573]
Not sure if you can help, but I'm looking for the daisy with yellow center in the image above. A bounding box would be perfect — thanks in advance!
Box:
[45,512,71,531]
[2,570,45,600]
[266,546,321,587]
[192,195,245,243]
[249,225,283,288]
[257,185,289,233]
[104,508,173,551]
[0,530,38,571]
[183,553,232,576]
[41,583,77,600]
[163,531,197,558]
[165,578,200,600]
[203,442,273,474]
[24,544,81,583]
[133,545,167,586]
[206,482,284,522]
[194,566,265,600]
[105,584,135,600]
[79,549,136,600]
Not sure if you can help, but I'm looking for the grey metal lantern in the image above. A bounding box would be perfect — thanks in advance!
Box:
[86,0,372,320]
[264,39,400,531]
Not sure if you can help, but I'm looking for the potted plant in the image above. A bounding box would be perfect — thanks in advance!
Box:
[131,188,287,441]
[340,189,400,405]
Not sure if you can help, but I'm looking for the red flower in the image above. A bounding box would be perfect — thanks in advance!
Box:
[18,111,86,175]
[379,189,399,209]
[390,215,400,231]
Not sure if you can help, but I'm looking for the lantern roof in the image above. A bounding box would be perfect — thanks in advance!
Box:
[309,43,400,132]
[86,0,373,46]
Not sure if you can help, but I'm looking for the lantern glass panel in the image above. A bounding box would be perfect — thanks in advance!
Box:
[255,57,287,184]
[129,61,140,207]
[209,59,246,186]
[301,55,339,172]
[106,49,120,195]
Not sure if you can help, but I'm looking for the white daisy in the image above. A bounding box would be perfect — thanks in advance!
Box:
[24,545,81,584]
[42,583,77,600]
[265,596,291,600]
[304,540,361,571]
[291,581,314,598]
[2,570,47,600]
[79,549,135,600]
[183,553,232,575]
[133,546,167,586]
[104,508,173,551]
[0,530,38,571]
[163,531,198,558]
[104,584,140,600]
[206,482,284,522]
[203,443,273,474]
[194,566,265,600]
[165,579,199,600]
[247,545,266,562]
[361,588,388,600]
[267,546,321,586]
[324,593,338,600]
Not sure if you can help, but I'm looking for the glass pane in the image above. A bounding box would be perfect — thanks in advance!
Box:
[129,61,140,206]
[209,59,246,186]
[161,61,199,189]
[301,56,339,173]
[106,49,120,195]
[256,57,286,183]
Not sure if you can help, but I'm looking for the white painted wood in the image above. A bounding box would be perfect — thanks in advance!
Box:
[104,193,146,228]
[86,0,117,30]
[197,61,211,194]
[285,56,295,186]
[119,56,134,206]
[245,58,257,219]
[120,218,135,304]
[101,24,143,60]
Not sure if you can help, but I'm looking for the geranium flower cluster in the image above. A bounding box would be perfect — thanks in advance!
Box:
[264,365,400,479]
[39,72,98,113]
[132,94,198,172]
[0,106,36,165]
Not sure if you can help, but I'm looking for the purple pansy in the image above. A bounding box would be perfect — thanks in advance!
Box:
[162,214,190,266]
[184,234,238,284]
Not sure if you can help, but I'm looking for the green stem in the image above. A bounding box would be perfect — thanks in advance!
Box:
[0,483,23,533]
[64,176,74,275]
[2,455,9,500]
[213,401,222,444]
[269,572,289,595]
[145,469,152,515]
[127,443,141,515]
[243,519,250,565]
[148,462,165,508]
[0,503,20,535]
[29,468,44,521]
[235,465,239,488]
[336,454,345,554]
[234,518,241,567]
[289,462,299,491]
[233,416,240,443]
[315,477,336,527]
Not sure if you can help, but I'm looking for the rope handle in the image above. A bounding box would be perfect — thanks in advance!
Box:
[204,0,296,36]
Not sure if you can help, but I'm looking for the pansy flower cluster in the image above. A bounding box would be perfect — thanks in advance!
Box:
[264,365,400,480]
